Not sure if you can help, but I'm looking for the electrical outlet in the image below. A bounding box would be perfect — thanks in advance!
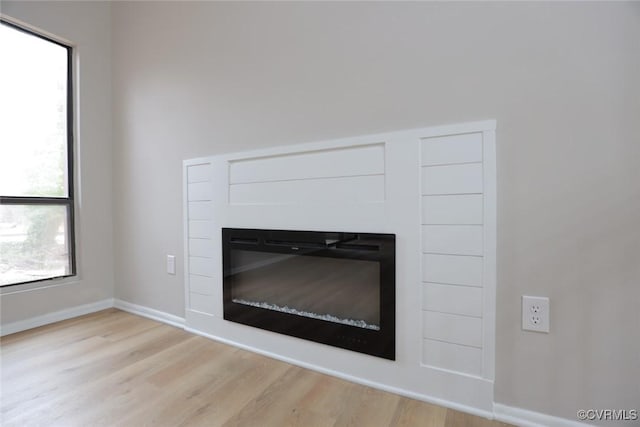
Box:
[522,296,549,333]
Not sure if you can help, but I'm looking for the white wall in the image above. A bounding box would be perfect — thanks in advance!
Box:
[0,2,113,324]
[109,1,639,423]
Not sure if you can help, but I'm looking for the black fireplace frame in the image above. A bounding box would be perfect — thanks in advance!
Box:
[222,228,396,360]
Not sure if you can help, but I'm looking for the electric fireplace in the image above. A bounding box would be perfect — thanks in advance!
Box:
[222,228,395,360]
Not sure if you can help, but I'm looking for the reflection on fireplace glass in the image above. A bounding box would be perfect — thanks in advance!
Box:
[230,250,380,330]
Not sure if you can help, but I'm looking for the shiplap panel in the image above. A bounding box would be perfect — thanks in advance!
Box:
[188,201,213,220]
[422,311,483,348]
[189,274,213,295]
[422,339,483,376]
[229,144,384,184]
[229,175,384,205]
[421,133,482,166]
[422,283,483,317]
[421,195,483,225]
[422,163,483,195]
[190,292,215,314]
[187,164,212,183]
[188,182,212,201]
[422,225,483,256]
[189,256,214,277]
[189,238,215,258]
[422,254,483,287]
[188,220,213,239]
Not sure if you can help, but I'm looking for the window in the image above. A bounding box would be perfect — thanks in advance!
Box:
[0,20,75,286]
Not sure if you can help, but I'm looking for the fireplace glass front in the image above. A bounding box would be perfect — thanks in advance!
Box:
[222,228,395,360]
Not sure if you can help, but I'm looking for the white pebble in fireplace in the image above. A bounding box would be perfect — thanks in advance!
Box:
[182,120,496,416]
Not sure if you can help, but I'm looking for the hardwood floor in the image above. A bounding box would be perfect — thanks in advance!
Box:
[0,309,511,427]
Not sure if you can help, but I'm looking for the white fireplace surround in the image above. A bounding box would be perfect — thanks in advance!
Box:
[182,120,497,416]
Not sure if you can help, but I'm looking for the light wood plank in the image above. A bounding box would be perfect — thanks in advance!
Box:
[0,309,511,427]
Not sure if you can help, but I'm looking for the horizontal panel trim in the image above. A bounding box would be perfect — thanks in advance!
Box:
[422,282,483,317]
[188,238,215,258]
[188,201,213,220]
[422,254,483,287]
[421,132,483,166]
[188,220,213,239]
[229,174,385,205]
[421,163,483,195]
[422,311,483,348]
[229,143,384,184]
[189,293,215,314]
[187,163,212,183]
[421,338,483,377]
[189,256,214,277]
[189,274,213,296]
[421,194,483,225]
[187,182,212,201]
[422,225,483,256]
[421,309,481,319]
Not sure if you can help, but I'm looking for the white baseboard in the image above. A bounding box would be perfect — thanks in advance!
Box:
[494,403,590,427]
[113,299,184,329]
[0,298,114,336]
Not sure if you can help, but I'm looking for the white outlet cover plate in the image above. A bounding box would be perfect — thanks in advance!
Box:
[522,295,550,333]
[167,255,176,275]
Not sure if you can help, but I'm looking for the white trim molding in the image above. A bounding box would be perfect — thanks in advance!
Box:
[494,403,590,427]
[113,299,185,329]
[0,298,114,336]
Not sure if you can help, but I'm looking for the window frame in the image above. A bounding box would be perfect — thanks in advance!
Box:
[0,19,76,287]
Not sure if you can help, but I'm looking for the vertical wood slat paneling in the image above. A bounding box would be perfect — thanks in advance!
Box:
[421,163,483,195]
[422,283,482,317]
[186,162,214,315]
[229,175,385,205]
[420,131,487,378]
[189,274,213,295]
[188,220,213,239]
[187,164,212,183]
[421,339,483,376]
[421,195,483,225]
[188,201,213,220]
[188,182,212,201]
[229,144,384,184]
[421,225,483,256]
[188,238,215,258]
[189,256,214,277]
[190,292,215,314]
[422,311,483,348]
[420,133,483,166]
[422,254,483,287]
